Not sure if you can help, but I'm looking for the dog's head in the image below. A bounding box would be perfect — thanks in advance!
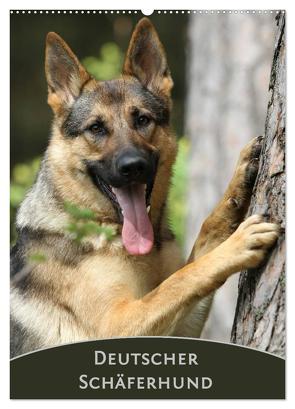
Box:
[45,18,177,255]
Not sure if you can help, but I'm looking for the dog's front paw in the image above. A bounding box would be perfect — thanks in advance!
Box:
[226,136,264,211]
[239,135,264,188]
[225,214,280,270]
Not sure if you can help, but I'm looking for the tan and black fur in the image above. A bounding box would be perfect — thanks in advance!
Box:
[10,18,279,357]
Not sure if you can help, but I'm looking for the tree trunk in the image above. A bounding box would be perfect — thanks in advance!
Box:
[231,12,286,358]
[185,12,275,341]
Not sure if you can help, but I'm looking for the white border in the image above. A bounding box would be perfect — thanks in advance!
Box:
[1,0,293,408]
[8,10,285,14]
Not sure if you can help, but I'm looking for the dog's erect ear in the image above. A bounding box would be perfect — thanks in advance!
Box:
[123,18,173,96]
[45,32,91,113]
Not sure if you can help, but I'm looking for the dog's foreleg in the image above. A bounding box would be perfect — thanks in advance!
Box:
[98,213,278,337]
[173,136,265,337]
[189,136,264,260]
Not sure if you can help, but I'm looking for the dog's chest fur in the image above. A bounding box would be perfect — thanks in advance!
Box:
[80,240,183,296]
[10,238,182,355]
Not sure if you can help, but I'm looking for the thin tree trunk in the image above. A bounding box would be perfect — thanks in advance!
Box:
[231,12,286,358]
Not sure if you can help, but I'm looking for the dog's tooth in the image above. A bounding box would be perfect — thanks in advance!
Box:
[147,205,151,214]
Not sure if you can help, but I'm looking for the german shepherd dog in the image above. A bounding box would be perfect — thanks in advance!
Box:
[11,18,279,357]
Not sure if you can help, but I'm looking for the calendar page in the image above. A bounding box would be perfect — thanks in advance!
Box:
[9,8,285,399]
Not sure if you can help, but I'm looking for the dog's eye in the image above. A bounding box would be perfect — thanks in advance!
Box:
[88,122,107,136]
[136,115,151,128]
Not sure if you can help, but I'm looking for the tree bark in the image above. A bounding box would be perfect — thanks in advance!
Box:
[231,12,286,358]
[185,13,275,341]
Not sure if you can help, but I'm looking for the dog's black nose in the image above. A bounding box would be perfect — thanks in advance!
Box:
[117,151,150,180]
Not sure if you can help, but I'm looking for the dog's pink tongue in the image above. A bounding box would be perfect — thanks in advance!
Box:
[112,184,154,255]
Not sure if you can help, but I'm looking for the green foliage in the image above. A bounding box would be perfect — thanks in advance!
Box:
[167,138,189,250]
[63,202,116,243]
[10,157,41,207]
[63,201,97,221]
[10,157,41,243]
[82,43,124,81]
[28,252,47,264]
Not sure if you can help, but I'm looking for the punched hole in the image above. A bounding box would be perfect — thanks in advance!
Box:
[141,9,154,16]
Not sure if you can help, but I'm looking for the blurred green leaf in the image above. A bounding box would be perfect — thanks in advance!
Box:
[63,201,96,221]
[64,202,116,242]
[12,158,41,186]
[167,137,189,250]
[10,184,27,206]
[82,42,123,81]
[10,157,41,244]
[28,252,47,264]
[65,220,116,243]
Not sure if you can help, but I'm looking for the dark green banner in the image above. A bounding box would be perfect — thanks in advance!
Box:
[10,337,285,399]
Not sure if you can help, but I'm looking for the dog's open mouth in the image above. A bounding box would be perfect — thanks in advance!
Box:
[92,174,154,256]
